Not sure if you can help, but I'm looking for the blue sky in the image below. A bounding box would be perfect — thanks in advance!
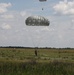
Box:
[0,0,74,48]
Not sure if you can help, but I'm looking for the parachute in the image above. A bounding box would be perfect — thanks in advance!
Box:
[39,0,47,2]
[25,16,50,26]
[25,0,49,48]
[39,0,47,10]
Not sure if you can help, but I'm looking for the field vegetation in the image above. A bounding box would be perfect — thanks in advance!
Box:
[0,47,74,75]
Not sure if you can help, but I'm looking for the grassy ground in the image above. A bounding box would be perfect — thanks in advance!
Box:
[0,60,74,75]
[0,47,74,75]
[0,48,74,62]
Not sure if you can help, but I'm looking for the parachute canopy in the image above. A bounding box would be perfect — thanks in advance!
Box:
[39,0,47,2]
[25,16,50,26]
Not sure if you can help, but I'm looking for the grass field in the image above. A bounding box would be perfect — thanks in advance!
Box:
[0,47,74,75]
[0,47,74,62]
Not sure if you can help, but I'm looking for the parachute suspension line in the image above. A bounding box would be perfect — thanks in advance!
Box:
[35,34,43,47]
[29,32,41,48]
[26,27,43,48]
[39,0,47,11]
[26,27,36,47]
[41,2,44,11]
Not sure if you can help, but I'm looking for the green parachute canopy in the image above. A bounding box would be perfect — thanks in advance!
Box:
[25,16,50,26]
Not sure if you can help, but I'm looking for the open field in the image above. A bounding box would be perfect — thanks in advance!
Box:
[0,47,74,75]
[0,47,74,62]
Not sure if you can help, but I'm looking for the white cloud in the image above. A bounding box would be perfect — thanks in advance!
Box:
[0,1,74,48]
[53,0,74,15]
[0,3,12,14]
[41,27,50,31]
[20,11,27,17]
[1,23,11,30]
[20,11,31,18]
[1,14,14,19]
